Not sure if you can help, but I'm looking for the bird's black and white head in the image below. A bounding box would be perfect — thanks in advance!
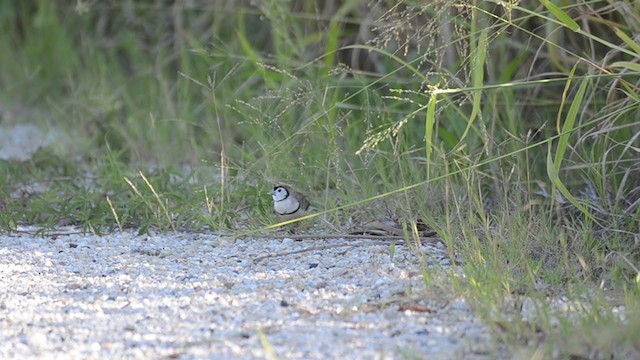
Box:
[268,185,306,216]
[268,186,290,202]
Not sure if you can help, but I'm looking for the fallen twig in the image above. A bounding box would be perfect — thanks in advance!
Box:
[253,240,407,263]
[241,233,441,242]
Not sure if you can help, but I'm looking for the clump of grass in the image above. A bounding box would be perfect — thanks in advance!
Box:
[0,0,638,357]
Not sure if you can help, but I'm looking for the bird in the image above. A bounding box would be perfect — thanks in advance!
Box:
[268,185,310,222]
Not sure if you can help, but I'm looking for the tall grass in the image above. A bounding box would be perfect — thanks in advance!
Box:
[1,0,638,357]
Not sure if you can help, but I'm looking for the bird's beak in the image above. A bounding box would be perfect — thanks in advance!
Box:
[267,190,275,195]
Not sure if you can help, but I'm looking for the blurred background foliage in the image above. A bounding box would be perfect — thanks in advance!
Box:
[1,1,639,356]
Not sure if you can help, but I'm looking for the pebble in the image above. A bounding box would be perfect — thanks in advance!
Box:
[0,228,491,359]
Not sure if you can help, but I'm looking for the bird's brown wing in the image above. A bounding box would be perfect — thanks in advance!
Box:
[299,195,311,211]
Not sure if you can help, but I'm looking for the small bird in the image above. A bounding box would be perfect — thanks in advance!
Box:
[268,185,310,221]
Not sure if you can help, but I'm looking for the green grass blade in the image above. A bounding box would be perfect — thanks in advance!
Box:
[459,28,488,143]
[323,21,340,75]
[545,64,596,223]
[236,10,274,89]
[540,0,580,31]
[610,62,640,73]
[554,65,588,172]
[323,0,359,76]
[257,328,279,360]
[547,143,597,224]
[425,92,437,179]
[611,24,640,55]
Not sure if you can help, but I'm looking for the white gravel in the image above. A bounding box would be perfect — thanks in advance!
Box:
[0,124,69,161]
[0,229,493,359]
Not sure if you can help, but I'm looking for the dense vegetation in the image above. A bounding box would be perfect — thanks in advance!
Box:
[1,1,638,357]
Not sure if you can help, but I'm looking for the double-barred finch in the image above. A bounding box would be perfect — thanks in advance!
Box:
[268,185,310,221]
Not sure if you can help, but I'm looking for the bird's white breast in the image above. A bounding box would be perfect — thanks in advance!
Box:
[274,196,300,215]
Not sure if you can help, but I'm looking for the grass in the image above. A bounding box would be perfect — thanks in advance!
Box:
[1,0,639,357]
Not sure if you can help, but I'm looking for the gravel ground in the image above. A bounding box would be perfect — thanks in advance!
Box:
[0,229,494,359]
[0,123,70,161]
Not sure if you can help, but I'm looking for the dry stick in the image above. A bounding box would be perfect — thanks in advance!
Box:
[253,240,407,263]
[241,233,440,242]
[6,229,442,246]
[6,229,86,237]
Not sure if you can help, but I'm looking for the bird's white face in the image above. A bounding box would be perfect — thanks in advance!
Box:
[269,186,289,202]
[269,186,301,215]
